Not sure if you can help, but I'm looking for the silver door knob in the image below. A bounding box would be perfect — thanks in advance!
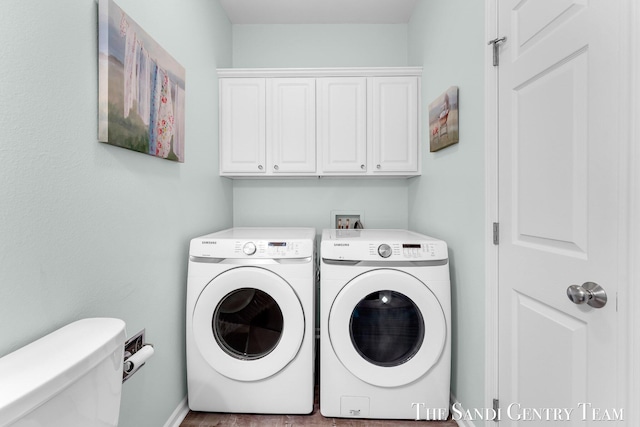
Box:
[566,282,607,308]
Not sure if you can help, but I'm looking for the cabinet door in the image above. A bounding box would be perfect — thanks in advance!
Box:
[370,77,419,173]
[268,78,316,174]
[318,78,367,173]
[219,78,266,174]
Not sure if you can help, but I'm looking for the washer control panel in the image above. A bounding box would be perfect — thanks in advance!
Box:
[191,239,312,259]
[234,241,304,257]
[190,228,316,259]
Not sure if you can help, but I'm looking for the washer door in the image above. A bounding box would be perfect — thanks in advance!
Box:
[328,269,446,387]
[193,266,305,382]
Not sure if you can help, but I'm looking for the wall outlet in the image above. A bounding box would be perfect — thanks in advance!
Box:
[331,211,364,229]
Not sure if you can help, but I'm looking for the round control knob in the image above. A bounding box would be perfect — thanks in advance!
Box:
[378,244,392,258]
[243,242,257,255]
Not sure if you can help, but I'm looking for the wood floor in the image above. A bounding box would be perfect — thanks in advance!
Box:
[180,389,458,427]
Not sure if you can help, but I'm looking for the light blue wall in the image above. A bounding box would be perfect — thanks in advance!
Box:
[0,1,232,426]
[407,0,486,421]
[233,24,408,68]
[231,24,411,232]
[233,179,409,230]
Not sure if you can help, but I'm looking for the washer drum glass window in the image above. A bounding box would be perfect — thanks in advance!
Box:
[329,269,446,388]
[350,290,424,367]
[193,267,304,382]
[214,288,284,360]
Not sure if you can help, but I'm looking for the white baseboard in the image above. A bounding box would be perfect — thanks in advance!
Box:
[450,393,477,427]
[162,396,189,427]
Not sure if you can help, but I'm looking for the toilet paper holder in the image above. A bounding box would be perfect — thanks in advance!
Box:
[123,329,154,382]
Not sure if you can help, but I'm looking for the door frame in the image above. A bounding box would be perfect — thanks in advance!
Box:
[484,0,638,423]
[628,2,640,424]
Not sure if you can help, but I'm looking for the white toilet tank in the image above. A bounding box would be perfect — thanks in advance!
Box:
[0,318,126,427]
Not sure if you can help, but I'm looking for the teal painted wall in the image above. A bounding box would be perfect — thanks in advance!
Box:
[233,24,408,68]
[408,0,486,422]
[233,179,409,230]
[0,1,232,426]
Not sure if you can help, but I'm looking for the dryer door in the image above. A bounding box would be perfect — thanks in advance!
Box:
[192,266,305,382]
[328,269,446,387]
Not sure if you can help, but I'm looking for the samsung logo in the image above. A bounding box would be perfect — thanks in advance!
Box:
[334,243,350,247]
[202,241,217,245]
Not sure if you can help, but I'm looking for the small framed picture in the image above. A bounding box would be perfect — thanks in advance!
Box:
[429,86,459,152]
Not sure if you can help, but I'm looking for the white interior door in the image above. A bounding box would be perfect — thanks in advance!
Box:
[497,1,624,423]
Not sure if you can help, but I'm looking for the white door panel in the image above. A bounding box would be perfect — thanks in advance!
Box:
[318,77,367,173]
[219,78,266,173]
[498,0,622,423]
[512,293,588,410]
[513,51,588,256]
[268,78,316,173]
[370,77,418,173]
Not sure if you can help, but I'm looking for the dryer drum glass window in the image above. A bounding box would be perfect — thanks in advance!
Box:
[349,290,425,367]
[213,288,284,360]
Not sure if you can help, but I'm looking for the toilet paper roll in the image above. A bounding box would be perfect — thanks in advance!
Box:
[124,345,154,374]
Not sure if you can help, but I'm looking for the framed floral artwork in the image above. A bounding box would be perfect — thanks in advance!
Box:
[98,0,186,162]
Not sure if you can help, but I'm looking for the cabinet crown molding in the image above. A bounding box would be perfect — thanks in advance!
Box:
[217,67,423,78]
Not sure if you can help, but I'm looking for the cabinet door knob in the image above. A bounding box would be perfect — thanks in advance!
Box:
[258,165,263,170]
[376,164,381,169]
[360,164,365,170]
[273,164,279,171]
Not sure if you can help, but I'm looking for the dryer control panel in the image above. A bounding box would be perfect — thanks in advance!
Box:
[321,229,448,262]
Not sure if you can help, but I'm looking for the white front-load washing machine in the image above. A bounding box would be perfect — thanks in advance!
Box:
[320,229,451,420]
[186,227,316,414]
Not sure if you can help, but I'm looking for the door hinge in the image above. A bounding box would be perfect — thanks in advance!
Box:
[493,222,499,245]
[493,398,500,422]
[488,36,507,66]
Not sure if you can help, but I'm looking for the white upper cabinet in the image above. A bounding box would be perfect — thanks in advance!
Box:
[218,68,422,178]
[268,78,316,174]
[317,77,367,174]
[219,78,266,174]
[370,76,419,173]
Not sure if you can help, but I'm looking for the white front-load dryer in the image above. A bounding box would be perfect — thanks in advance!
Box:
[320,229,451,420]
[186,227,316,414]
